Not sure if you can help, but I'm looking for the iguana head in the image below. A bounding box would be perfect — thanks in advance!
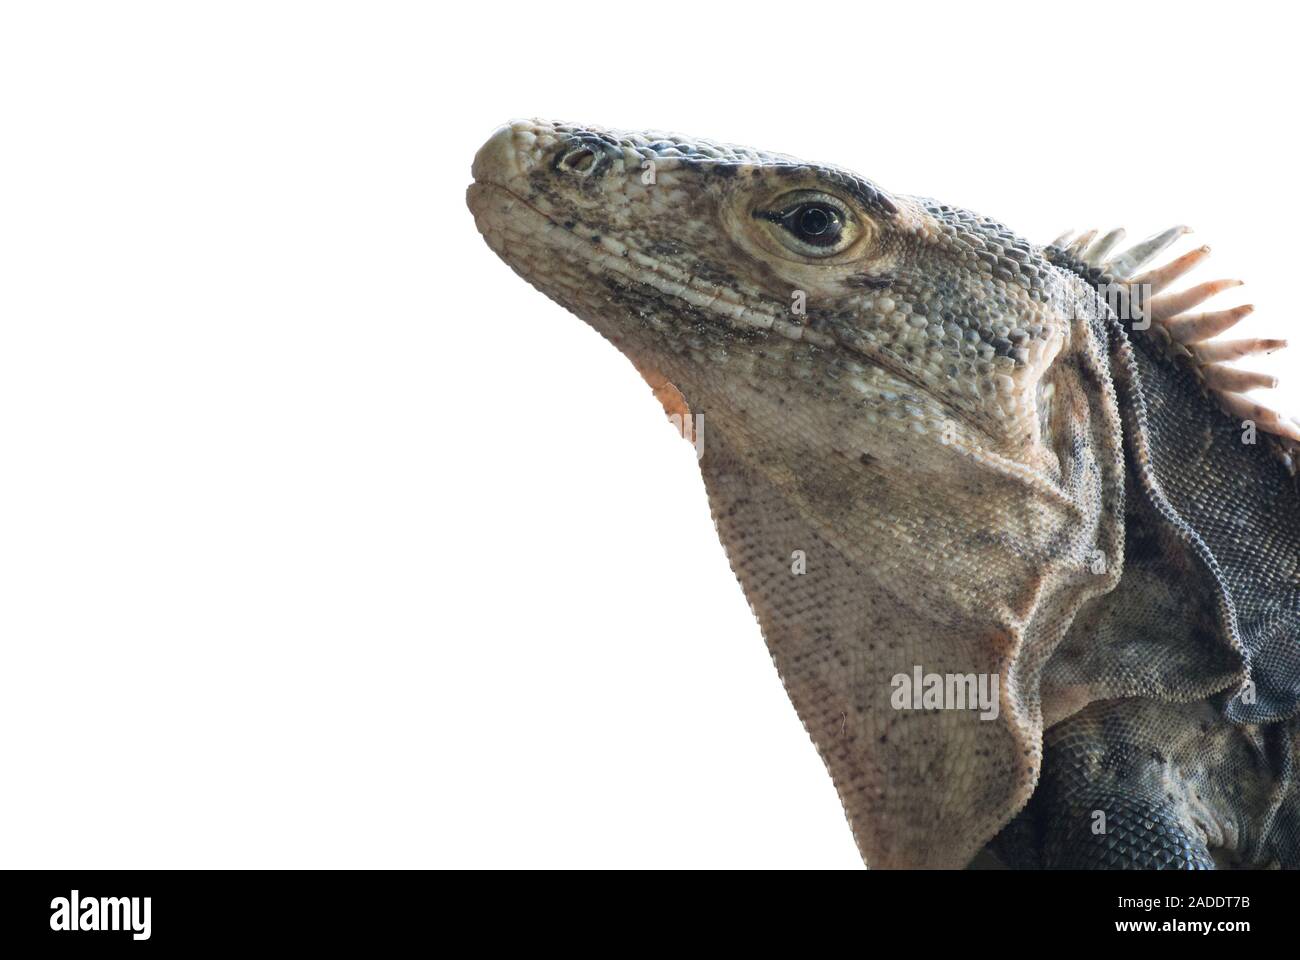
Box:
[468,120,1129,867]
[468,120,1073,454]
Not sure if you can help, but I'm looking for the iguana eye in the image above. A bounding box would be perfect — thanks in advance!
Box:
[753,191,859,258]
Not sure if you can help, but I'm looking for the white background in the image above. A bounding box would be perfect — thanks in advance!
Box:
[1,2,1295,869]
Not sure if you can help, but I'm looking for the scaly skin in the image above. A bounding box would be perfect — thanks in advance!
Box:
[467,120,1300,868]
[995,697,1300,869]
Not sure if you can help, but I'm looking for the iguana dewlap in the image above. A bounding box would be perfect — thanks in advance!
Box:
[467,120,1300,869]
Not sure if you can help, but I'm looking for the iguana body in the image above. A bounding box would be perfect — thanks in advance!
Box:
[467,120,1300,868]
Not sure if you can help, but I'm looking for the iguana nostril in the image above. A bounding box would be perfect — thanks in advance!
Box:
[557,147,598,174]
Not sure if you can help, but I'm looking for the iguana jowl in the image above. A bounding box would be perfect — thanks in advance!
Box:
[467,120,1300,869]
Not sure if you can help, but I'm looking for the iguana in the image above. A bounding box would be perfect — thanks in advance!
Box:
[466,120,1300,869]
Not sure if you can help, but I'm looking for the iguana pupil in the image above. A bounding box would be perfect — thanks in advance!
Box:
[787,203,840,244]
[795,204,832,236]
